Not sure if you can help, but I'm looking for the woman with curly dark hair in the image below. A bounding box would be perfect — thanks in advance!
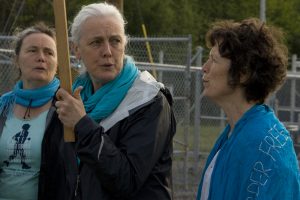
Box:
[197,18,300,200]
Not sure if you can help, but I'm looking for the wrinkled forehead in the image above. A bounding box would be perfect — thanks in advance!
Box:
[74,17,124,47]
[21,33,56,49]
[81,16,124,35]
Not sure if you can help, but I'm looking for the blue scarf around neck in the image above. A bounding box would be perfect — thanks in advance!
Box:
[0,77,60,116]
[72,56,139,123]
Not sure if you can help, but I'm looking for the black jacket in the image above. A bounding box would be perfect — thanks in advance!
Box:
[74,77,176,200]
[0,101,78,200]
[38,102,78,200]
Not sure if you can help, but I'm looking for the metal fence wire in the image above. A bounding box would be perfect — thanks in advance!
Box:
[0,36,18,94]
[0,35,300,200]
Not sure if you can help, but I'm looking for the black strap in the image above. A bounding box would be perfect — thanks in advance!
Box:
[23,99,33,120]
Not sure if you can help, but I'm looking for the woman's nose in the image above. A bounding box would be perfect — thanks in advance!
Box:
[37,52,46,62]
[202,60,209,73]
[102,41,112,57]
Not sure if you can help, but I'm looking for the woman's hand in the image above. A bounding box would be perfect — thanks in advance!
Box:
[55,86,86,128]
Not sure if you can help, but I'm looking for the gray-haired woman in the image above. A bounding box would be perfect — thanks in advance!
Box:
[55,2,176,200]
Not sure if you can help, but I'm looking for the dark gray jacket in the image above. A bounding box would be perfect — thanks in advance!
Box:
[75,72,176,200]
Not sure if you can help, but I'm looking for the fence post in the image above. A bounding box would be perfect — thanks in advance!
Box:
[183,35,192,190]
[220,110,225,128]
[291,54,297,122]
[158,50,164,82]
[193,46,203,179]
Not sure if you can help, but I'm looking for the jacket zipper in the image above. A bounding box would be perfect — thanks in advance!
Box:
[75,174,80,197]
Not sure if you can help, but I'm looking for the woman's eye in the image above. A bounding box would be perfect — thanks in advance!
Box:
[113,38,120,43]
[47,51,54,56]
[110,38,121,45]
[28,49,36,53]
[90,40,101,46]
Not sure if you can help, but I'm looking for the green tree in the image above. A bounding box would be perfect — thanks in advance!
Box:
[1,0,300,55]
[267,0,300,55]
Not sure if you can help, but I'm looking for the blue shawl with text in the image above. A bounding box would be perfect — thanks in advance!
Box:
[197,104,300,200]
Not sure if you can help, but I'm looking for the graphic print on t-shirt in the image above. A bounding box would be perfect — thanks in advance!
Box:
[0,111,48,199]
[3,123,31,169]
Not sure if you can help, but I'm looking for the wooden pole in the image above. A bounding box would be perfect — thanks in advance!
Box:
[53,0,75,142]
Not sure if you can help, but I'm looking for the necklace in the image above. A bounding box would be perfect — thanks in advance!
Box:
[23,99,32,120]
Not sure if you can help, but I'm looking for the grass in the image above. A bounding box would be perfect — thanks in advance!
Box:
[171,125,224,199]
[173,125,222,153]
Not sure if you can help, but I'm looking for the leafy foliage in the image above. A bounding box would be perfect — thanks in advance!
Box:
[1,0,300,55]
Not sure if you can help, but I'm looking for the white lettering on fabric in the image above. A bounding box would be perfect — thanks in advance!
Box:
[246,162,271,197]
[271,124,289,147]
[246,124,290,199]
[258,124,289,161]
[247,182,259,197]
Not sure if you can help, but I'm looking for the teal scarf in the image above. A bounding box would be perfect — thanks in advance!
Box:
[0,77,60,116]
[72,57,139,123]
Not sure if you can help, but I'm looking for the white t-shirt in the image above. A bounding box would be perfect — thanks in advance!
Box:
[201,130,231,200]
[200,150,220,200]
[0,110,48,200]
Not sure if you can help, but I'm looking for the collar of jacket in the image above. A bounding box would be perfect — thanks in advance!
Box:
[100,71,164,132]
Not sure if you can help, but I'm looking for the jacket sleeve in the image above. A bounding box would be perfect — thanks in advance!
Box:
[74,93,175,197]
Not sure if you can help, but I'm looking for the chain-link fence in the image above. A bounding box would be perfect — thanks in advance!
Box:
[0,36,18,95]
[1,35,300,199]
[126,36,199,199]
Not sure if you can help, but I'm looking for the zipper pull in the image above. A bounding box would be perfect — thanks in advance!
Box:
[75,174,80,197]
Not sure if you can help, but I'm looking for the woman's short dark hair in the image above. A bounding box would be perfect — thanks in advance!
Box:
[206,18,288,103]
[12,22,56,80]
[13,22,56,56]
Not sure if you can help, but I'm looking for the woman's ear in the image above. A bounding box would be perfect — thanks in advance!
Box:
[240,71,249,84]
[72,42,81,60]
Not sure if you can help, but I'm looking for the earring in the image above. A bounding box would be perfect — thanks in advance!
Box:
[75,59,81,69]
